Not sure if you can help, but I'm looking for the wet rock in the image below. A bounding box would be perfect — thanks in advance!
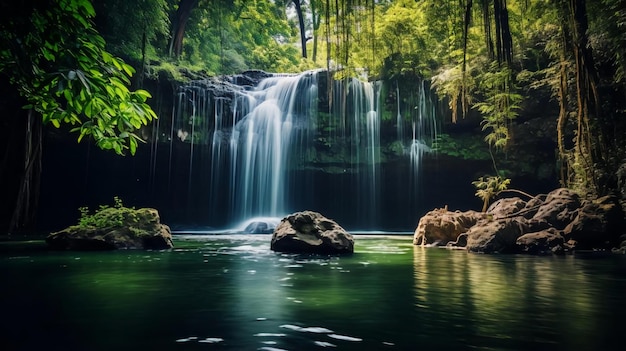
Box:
[270,211,354,254]
[416,187,626,255]
[532,188,580,229]
[487,197,526,218]
[465,217,529,253]
[520,194,547,219]
[244,221,275,234]
[516,229,567,255]
[563,195,624,250]
[46,208,173,250]
[232,70,274,87]
[413,208,487,246]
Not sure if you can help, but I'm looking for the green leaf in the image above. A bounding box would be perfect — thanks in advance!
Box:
[129,138,137,155]
[75,70,91,94]
[121,63,135,76]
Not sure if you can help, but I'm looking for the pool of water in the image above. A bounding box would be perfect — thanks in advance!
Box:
[1,234,625,350]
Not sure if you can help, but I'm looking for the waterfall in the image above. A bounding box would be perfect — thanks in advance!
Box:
[394,79,438,186]
[165,70,437,230]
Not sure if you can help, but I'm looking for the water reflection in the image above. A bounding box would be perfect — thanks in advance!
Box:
[413,246,625,350]
[1,236,625,351]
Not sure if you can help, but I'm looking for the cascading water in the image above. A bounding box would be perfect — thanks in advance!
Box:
[166,70,437,230]
[394,79,438,186]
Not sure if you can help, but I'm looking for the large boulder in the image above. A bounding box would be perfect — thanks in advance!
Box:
[563,195,624,250]
[413,208,487,246]
[516,229,568,255]
[487,197,527,218]
[270,211,354,254]
[465,217,529,253]
[47,208,173,250]
[532,188,580,229]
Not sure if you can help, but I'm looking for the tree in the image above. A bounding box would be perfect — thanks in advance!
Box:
[93,0,170,62]
[291,0,308,58]
[0,0,157,233]
[168,0,199,58]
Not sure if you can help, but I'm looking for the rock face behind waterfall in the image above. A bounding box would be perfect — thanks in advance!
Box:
[414,188,625,254]
[47,208,173,250]
[271,211,354,254]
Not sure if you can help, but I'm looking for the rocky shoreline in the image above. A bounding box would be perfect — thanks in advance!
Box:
[414,188,625,254]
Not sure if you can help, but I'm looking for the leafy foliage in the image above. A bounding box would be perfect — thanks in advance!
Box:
[0,0,157,155]
[472,176,511,212]
[94,0,170,60]
[474,64,522,149]
[78,196,137,229]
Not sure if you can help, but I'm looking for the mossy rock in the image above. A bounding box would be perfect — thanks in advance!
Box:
[46,208,173,250]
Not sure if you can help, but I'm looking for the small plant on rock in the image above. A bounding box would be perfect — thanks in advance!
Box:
[77,196,137,229]
[472,176,511,212]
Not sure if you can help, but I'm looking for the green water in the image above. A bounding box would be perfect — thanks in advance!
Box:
[1,235,625,351]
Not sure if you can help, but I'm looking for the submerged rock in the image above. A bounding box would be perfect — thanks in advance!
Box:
[270,211,354,254]
[46,208,173,250]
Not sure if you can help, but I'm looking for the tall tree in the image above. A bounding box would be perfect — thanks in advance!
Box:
[291,0,308,58]
[169,0,199,57]
[311,0,322,61]
[0,0,157,233]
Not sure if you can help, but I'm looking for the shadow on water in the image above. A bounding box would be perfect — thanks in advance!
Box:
[1,235,625,350]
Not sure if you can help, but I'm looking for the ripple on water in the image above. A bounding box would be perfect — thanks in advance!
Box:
[176,336,223,344]
[254,333,287,337]
[314,341,337,347]
[300,327,334,333]
[198,338,224,343]
[327,334,363,342]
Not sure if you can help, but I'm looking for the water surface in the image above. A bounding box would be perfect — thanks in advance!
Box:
[1,235,625,350]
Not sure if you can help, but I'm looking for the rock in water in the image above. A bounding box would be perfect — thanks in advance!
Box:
[46,208,173,250]
[270,211,354,254]
[413,208,487,246]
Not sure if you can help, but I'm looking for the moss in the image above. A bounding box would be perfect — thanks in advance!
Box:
[47,197,172,250]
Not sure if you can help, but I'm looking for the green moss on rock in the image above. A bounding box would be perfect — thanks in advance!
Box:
[47,205,173,251]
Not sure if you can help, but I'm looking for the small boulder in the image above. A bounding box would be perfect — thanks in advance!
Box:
[270,211,353,254]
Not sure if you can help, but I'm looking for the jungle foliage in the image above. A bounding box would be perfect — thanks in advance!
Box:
[2,0,626,232]
[0,0,157,156]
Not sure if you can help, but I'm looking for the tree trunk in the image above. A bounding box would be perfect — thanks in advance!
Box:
[311,0,321,62]
[1,101,42,235]
[169,0,199,58]
[293,0,308,58]
[481,0,494,60]
[8,110,42,234]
